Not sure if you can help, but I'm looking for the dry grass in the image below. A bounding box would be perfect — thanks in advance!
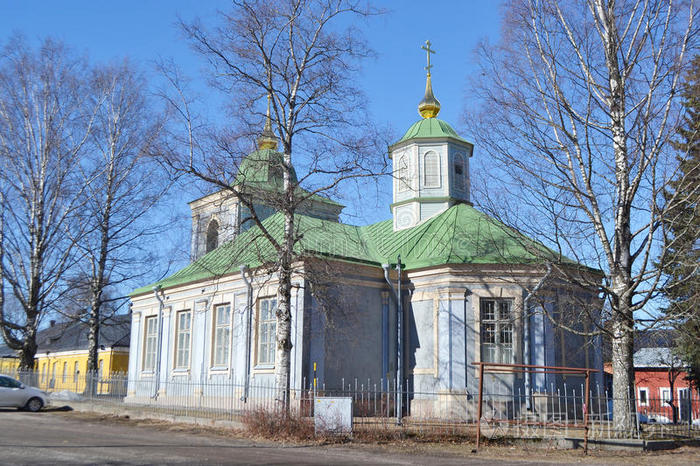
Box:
[52,410,700,464]
[241,408,316,441]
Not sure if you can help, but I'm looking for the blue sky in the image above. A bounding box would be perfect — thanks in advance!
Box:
[0,1,500,136]
[1,1,502,273]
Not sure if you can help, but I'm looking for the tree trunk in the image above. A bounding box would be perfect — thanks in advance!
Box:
[86,161,113,392]
[19,324,37,371]
[86,295,101,395]
[274,147,295,410]
[274,249,293,409]
[610,304,635,435]
[596,0,638,435]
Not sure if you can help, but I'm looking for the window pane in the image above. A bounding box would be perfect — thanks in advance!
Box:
[500,347,513,364]
[483,323,496,344]
[500,324,513,345]
[482,345,496,363]
[499,301,511,320]
[482,301,495,321]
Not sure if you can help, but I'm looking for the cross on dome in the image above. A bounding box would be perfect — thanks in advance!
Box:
[422,40,435,76]
[418,40,441,119]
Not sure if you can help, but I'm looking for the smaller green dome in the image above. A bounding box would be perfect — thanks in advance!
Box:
[397,118,468,144]
[234,149,297,189]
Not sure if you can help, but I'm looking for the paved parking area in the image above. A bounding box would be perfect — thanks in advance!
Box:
[0,409,529,465]
[2,409,698,465]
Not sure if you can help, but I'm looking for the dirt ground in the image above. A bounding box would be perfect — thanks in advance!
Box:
[53,410,700,465]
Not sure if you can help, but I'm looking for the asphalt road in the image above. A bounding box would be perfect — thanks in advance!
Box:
[0,409,541,465]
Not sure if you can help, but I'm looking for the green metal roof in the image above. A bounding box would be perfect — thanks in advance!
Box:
[397,118,469,144]
[132,203,568,296]
[231,149,342,208]
[234,149,298,188]
[363,203,551,269]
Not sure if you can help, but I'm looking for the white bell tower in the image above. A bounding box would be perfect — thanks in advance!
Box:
[389,41,473,231]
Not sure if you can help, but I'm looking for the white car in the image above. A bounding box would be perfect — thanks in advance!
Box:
[0,374,48,412]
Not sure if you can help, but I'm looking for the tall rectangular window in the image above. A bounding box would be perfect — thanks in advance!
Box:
[423,151,440,188]
[257,298,277,365]
[638,387,649,406]
[397,156,410,192]
[212,304,231,368]
[143,316,158,371]
[454,153,465,191]
[480,299,514,364]
[175,310,192,369]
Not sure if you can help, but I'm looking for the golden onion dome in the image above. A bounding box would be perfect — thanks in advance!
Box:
[257,95,278,150]
[418,73,441,119]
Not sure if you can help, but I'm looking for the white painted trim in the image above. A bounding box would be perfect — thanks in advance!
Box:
[637,386,649,406]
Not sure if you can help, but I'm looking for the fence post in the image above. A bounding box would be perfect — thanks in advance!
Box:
[584,371,590,455]
[475,362,484,452]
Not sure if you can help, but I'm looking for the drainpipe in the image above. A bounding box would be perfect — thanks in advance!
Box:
[240,265,253,401]
[382,256,403,426]
[523,299,531,410]
[196,298,209,384]
[463,288,471,397]
[523,262,552,410]
[152,285,165,399]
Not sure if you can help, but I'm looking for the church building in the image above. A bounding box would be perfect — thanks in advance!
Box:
[126,45,603,416]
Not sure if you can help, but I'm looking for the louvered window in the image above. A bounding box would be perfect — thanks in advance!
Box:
[397,155,409,192]
[454,153,464,190]
[424,152,440,188]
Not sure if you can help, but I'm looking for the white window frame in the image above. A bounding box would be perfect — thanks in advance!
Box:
[73,361,80,383]
[212,304,232,369]
[637,387,649,406]
[174,310,192,370]
[659,387,671,404]
[480,298,514,364]
[423,151,441,188]
[256,297,278,366]
[143,316,158,372]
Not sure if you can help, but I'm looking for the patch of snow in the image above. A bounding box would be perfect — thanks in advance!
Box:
[49,390,84,402]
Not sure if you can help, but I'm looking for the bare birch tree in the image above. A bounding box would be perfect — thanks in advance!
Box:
[469,0,695,434]
[0,37,96,369]
[75,61,168,384]
[160,0,383,407]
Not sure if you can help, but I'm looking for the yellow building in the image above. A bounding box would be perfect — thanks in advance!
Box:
[0,355,19,374]
[0,315,130,395]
